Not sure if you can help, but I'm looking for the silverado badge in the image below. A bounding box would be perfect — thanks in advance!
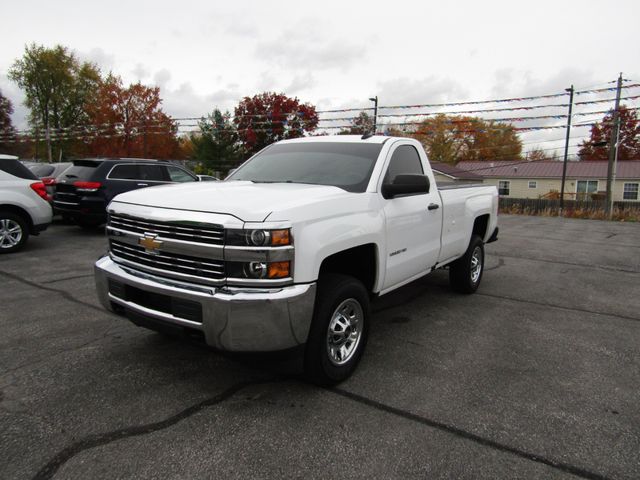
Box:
[138,234,163,254]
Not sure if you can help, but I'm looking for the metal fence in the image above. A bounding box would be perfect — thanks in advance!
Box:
[499,198,640,214]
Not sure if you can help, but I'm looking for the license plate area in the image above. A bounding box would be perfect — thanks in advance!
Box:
[108,279,203,323]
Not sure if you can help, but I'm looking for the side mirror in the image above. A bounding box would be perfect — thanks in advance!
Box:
[382,174,430,199]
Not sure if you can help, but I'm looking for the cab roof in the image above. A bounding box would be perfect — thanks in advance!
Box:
[279,134,392,145]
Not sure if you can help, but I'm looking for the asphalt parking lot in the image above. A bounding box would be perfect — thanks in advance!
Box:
[1,214,639,479]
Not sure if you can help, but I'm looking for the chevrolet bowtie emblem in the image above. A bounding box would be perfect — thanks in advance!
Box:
[138,234,163,254]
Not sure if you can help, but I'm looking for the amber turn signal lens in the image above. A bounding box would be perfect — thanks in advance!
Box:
[267,261,290,279]
[271,229,291,246]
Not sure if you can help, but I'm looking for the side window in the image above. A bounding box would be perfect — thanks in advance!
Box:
[167,166,196,183]
[384,145,424,184]
[109,164,139,180]
[0,160,38,180]
[139,165,165,181]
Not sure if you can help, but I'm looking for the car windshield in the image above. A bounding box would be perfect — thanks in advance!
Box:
[228,142,383,193]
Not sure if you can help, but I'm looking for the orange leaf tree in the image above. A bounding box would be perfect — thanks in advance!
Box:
[85,75,180,159]
[407,114,522,164]
[234,92,318,156]
[578,105,640,161]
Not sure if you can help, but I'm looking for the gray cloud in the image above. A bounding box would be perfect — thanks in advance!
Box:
[131,63,150,81]
[160,82,242,122]
[77,47,116,73]
[255,30,368,72]
[285,72,316,95]
[154,69,172,88]
[376,76,469,107]
[491,68,598,98]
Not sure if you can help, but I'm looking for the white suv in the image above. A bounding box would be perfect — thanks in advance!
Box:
[0,155,53,253]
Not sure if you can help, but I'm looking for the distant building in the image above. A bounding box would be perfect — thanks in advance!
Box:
[455,160,640,202]
[431,162,484,184]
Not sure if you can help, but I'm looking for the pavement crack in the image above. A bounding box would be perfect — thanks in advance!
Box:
[0,325,132,383]
[329,387,613,480]
[495,254,639,275]
[32,378,282,480]
[41,273,95,284]
[477,292,640,323]
[502,232,640,250]
[0,269,106,314]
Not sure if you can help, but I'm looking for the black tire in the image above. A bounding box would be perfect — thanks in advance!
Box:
[304,274,370,386]
[0,211,29,254]
[449,234,484,294]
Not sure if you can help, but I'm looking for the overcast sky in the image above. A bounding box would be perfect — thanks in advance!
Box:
[2,0,639,155]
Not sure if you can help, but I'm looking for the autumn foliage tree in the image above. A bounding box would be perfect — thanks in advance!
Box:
[339,111,374,135]
[234,92,318,156]
[407,114,522,164]
[0,90,16,153]
[578,105,640,161]
[525,147,555,161]
[85,75,180,159]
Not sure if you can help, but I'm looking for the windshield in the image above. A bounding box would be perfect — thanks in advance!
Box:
[228,142,383,193]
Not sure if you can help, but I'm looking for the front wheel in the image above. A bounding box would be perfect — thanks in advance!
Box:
[0,212,29,254]
[449,234,484,294]
[304,274,370,386]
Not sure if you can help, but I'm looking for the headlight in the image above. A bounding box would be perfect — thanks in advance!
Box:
[226,228,291,246]
[228,261,291,279]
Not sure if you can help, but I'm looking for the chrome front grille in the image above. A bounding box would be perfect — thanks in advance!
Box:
[110,239,225,284]
[109,213,224,245]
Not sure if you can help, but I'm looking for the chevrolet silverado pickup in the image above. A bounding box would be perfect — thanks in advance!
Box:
[95,135,498,384]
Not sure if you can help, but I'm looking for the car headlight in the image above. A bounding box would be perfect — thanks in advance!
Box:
[226,228,291,246]
[227,261,291,279]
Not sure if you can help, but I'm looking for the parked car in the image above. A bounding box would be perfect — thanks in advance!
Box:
[94,135,499,384]
[0,155,53,253]
[196,174,220,181]
[53,158,198,228]
[26,162,73,198]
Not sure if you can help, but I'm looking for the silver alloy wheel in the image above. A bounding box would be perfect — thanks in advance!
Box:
[326,298,363,366]
[470,246,482,284]
[0,218,23,249]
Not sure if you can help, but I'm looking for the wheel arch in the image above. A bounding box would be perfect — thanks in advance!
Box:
[0,204,34,232]
[318,243,379,294]
[472,214,490,242]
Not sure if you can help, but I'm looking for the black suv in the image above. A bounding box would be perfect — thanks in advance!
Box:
[53,158,198,227]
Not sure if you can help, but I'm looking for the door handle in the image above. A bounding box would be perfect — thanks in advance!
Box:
[137,183,148,187]
[428,203,440,211]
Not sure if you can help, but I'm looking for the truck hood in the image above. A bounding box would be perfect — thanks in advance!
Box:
[110,181,356,222]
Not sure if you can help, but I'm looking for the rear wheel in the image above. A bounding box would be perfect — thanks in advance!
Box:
[304,274,370,386]
[0,212,29,254]
[449,235,484,294]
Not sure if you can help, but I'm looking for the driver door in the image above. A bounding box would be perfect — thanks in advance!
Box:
[381,143,443,290]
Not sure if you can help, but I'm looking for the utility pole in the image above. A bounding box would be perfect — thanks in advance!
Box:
[605,73,623,219]
[559,85,574,216]
[369,96,378,134]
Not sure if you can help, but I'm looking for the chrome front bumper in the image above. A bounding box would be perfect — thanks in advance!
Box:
[95,256,316,352]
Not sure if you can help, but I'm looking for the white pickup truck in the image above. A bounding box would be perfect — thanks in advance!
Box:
[95,135,498,384]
